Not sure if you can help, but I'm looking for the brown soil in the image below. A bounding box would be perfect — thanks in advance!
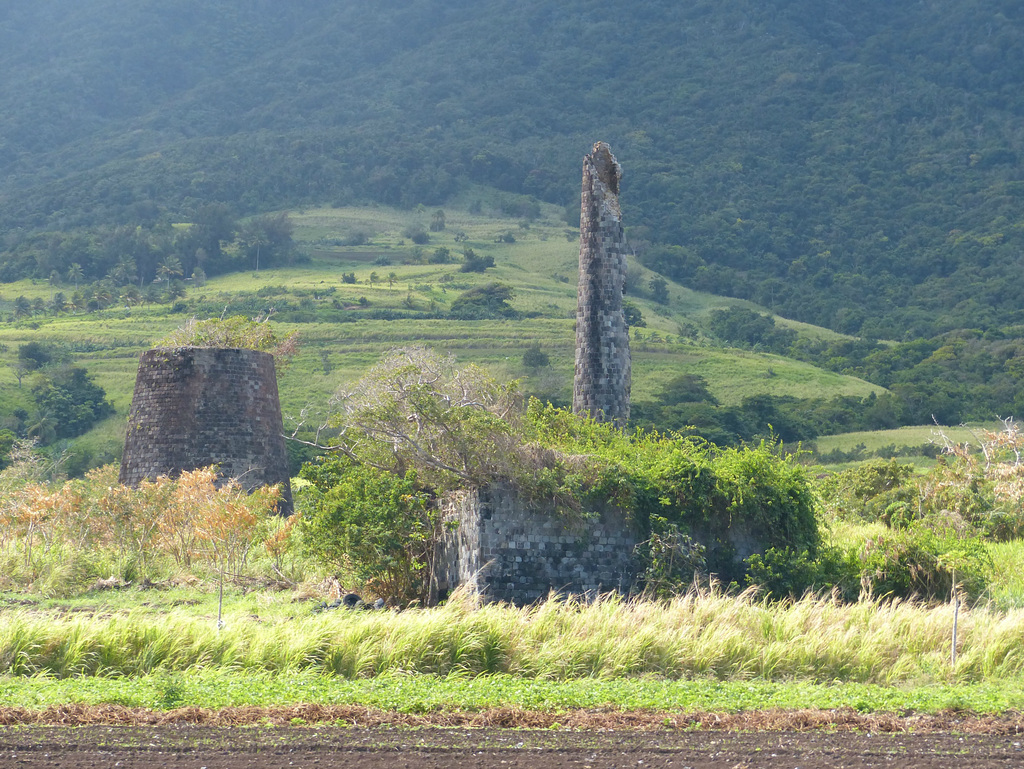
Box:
[2,707,1024,768]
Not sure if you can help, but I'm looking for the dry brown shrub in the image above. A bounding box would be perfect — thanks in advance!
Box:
[1,704,1023,734]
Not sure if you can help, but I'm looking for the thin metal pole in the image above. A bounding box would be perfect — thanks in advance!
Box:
[951,571,959,667]
[217,570,225,631]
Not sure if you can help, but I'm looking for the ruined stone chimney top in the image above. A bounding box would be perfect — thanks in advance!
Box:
[588,141,621,195]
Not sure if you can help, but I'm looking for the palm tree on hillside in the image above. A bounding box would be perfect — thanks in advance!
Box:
[157,256,183,283]
[26,410,57,445]
[66,262,84,291]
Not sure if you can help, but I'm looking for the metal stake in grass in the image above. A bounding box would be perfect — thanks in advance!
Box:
[951,570,960,667]
[217,569,225,631]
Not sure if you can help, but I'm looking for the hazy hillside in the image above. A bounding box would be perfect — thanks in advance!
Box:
[1,0,1023,339]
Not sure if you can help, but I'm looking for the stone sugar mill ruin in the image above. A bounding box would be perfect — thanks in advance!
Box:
[121,142,797,605]
[120,346,293,515]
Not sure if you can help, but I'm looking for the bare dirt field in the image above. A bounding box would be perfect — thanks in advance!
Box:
[2,707,1024,768]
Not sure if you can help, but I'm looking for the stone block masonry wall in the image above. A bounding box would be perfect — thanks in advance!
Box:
[119,347,293,514]
[435,484,638,605]
[573,141,631,426]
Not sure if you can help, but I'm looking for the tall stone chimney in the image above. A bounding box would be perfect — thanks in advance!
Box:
[573,142,631,426]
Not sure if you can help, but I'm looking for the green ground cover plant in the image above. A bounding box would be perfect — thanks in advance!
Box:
[754,420,1024,604]
[155,315,298,356]
[2,668,1022,716]
[2,671,1024,720]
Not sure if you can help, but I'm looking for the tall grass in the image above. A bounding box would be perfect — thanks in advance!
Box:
[2,591,1022,685]
[983,539,1024,608]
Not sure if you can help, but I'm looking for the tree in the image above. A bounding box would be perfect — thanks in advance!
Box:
[92,285,113,309]
[156,255,183,283]
[430,209,446,232]
[12,296,31,318]
[25,410,57,445]
[18,342,56,370]
[460,249,495,273]
[708,307,796,353]
[192,203,237,265]
[11,362,28,388]
[402,224,429,244]
[449,282,517,319]
[656,374,719,406]
[319,346,522,488]
[650,276,670,304]
[522,343,550,369]
[121,286,142,308]
[0,430,15,470]
[623,302,646,328]
[240,219,270,272]
[32,365,115,440]
[108,255,137,286]
[163,279,187,302]
[66,263,84,290]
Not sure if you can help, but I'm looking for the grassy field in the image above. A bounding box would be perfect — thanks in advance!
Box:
[1,585,1024,716]
[814,425,997,455]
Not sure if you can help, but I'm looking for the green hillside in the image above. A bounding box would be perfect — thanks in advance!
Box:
[1,0,1024,466]
[1,0,1023,340]
[0,204,884,472]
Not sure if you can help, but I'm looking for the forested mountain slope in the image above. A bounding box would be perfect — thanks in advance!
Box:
[1,0,1022,339]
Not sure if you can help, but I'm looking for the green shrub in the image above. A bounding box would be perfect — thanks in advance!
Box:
[746,545,862,602]
[818,459,917,522]
[449,282,517,320]
[459,249,495,273]
[155,315,298,357]
[525,402,820,587]
[857,524,991,601]
[298,458,441,603]
[522,343,550,369]
[636,521,706,598]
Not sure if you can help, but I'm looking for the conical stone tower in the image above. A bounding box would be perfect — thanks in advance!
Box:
[119,346,293,514]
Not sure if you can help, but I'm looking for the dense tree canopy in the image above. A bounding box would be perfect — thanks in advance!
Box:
[1,0,1023,337]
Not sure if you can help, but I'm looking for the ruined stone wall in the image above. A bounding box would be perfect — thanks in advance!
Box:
[119,347,292,513]
[434,484,638,605]
[573,141,631,426]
